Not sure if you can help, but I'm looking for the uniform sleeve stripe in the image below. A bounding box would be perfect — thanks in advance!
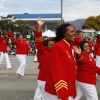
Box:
[35,39,43,41]
[56,85,68,92]
[54,80,67,87]
[35,37,43,40]
[35,37,43,42]
[55,83,68,89]
[35,39,43,42]
[35,38,43,40]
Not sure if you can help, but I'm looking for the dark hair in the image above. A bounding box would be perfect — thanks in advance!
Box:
[96,34,100,40]
[88,38,92,41]
[76,30,83,35]
[55,23,72,42]
[16,33,23,38]
[43,39,52,47]
[78,40,88,51]
[0,31,1,35]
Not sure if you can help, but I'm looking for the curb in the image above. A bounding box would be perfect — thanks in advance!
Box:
[0,73,38,76]
[0,73,100,78]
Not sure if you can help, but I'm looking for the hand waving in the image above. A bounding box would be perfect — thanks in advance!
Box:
[73,46,81,55]
[37,18,44,26]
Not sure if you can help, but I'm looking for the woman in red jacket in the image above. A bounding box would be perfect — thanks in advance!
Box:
[13,34,31,77]
[34,18,54,100]
[73,40,100,100]
[45,23,76,100]
[0,34,12,69]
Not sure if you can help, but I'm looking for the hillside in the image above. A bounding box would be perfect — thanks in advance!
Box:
[66,19,86,30]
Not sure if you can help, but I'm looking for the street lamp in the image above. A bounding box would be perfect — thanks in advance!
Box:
[61,0,63,23]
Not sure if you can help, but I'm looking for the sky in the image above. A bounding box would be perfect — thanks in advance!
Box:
[0,0,100,21]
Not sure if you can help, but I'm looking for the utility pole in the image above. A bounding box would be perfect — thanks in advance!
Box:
[61,0,63,23]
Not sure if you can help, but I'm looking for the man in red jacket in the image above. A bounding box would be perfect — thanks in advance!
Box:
[74,30,84,47]
[0,33,12,69]
[13,34,32,77]
[88,38,95,58]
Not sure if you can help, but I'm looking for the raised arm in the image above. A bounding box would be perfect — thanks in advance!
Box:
[34,18,45,52]
[37,18,44,32]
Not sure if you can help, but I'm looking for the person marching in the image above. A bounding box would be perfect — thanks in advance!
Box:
[88,38,95,58]
[0,31,12,69]
[45,23,76,100]
[73,41,100,100]
[34,18,54,100]
[74,30,84,47]
[13,34,32,77]
[94,34,100,68]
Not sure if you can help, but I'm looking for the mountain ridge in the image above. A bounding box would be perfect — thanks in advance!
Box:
[66,19,86,30]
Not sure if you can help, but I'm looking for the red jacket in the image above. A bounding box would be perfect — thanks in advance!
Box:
[74,36,82,47]
[0,37,9,52]
[94,37,100,56]
[34,31,51,81]
[88,42,94,53]
[14,39,30,54]
[45,39,76,99]
[76,52,100,85]
[5,31,14,38]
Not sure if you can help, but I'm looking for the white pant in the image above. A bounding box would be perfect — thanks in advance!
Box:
[73,81,98,100]
[0,52,11,69]
[90,53,93,58]
[16,54,26,76]
[96,55,100,68]
[46,92,73,100]
[34,54,38,62]
[34,80,47,100]
[34,49,38,62]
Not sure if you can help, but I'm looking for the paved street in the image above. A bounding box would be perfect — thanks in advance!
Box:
[0,55,100,100]
[0,76,37,100]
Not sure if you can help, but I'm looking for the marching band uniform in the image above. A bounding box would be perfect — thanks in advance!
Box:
[5,31,14,38]
[73,52,100,100]
[34,31,51,100]
[13,38,30,77]
[45,39,76,100]
[88,41,94,58]
[94,37,100,68]
[74,36,82,47]
[0,35,12,69]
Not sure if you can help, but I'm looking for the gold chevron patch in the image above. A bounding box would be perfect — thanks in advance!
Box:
[56,85,68,91]
[54,80,68,92]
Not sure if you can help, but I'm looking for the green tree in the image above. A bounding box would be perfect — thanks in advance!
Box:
[0,14,32,31]
[82,15,100,31]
